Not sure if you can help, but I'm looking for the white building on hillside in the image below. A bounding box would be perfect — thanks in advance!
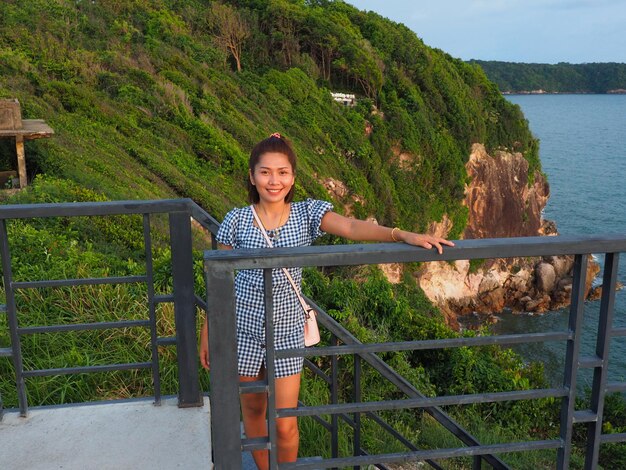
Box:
[330,92,356,107]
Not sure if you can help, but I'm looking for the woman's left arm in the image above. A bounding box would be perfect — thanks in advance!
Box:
[320,211,455,254]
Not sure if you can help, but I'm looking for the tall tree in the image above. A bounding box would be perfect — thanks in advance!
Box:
[207,2,250,72]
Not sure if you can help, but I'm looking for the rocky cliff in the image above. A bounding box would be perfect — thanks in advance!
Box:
[416,144,598,328]
[464,144,549,238]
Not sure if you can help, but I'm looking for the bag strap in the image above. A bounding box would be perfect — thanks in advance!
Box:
[250,205,310,314]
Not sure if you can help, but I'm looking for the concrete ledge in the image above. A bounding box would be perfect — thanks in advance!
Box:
[0,397,211,469]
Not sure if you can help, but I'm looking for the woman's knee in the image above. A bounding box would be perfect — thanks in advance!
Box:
[241,395,267,418]
[276,417,299,442]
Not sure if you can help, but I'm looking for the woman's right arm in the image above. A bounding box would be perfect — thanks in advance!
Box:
[199,243,232,370]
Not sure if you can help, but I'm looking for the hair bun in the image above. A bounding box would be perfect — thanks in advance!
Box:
[270,132,282,139]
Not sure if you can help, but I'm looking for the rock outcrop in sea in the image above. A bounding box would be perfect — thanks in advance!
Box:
[416,143,599,329]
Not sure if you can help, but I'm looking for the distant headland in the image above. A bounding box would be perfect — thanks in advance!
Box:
[469,60,626,94]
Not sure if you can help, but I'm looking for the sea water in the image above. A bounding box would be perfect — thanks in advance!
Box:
[491,94,626,390]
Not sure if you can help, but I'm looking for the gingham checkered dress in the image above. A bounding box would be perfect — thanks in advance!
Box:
[215,199,333,378]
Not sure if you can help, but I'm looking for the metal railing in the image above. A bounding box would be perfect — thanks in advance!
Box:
[2,199,625,469]
[204,234,626,469]
[0,199,220,416]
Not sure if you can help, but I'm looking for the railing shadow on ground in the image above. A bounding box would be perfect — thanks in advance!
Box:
[1,199,625,470]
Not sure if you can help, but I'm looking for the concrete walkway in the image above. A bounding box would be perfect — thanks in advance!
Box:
[0,396,211,470]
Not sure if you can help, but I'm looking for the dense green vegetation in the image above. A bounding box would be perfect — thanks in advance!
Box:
[471,60,626,94]
[0,0,540,230]
[1,0,623,467]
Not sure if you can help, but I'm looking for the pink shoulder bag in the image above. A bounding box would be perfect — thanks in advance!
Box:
[250,205,321,346]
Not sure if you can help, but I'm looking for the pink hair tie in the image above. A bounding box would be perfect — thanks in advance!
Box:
[270,132,281,139]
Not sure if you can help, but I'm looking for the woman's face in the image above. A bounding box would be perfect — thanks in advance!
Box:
[249,152,295,204]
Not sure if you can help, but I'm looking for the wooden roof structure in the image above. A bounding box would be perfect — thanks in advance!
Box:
[0,99,54,189]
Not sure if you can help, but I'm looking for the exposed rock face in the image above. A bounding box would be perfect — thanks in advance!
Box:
[419,254,599,327]
[319,176,365,217]
[317,145,599,328]
[535,262,556,293]
[380,263,402,284]
[427,214,453,239]
[412,144,599,328]
[464,144,549,239]
[391,144,421,170]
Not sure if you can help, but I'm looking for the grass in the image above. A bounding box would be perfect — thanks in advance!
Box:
[413,411,591,470]
[1,283,188,407]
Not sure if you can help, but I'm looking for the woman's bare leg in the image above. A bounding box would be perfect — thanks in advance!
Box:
[239,371,301,469]
[240,371,269,469]
[274,373,301,463]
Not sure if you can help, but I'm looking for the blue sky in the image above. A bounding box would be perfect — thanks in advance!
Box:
[344,0,626,64]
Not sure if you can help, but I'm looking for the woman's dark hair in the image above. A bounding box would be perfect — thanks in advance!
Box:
[247,134,297,204]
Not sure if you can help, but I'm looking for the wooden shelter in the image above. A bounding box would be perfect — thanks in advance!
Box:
[0,99,54,189]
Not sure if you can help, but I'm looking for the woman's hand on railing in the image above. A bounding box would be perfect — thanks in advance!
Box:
[398,231,455,254]
[199,320,210,370]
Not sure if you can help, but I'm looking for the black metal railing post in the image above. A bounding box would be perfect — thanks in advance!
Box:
[584,252,619,469]
[557,254,588,469]
[169,210,202,407]
[264,268,279,469]
[143,213,162,405]
[353,354,362,470]
[205,258,242,469]
[331,334,339,468]
[0,219,27,417]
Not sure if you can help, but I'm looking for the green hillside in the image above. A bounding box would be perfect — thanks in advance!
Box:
[0,0,538,233]
[471,60,626,94]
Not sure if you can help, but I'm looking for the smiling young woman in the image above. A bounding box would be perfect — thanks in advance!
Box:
[199,133,454,469]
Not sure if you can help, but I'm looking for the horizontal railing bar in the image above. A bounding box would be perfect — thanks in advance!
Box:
[365,411,420,451]
[303,358,332,385]
[606,382,626,393]
[578,356,603,368]
[241,436,270,452]
[298,400,332,431]
[600,433,626,444]
[204,234,626,270]
[293,457,331,469]
[239,380,268,395]
[350,451,395,470]
[154,294,174,304]
[13,275,147,289]
[0,347,12,357]
[195,294,207,312]
[279,388,567,418]
[324,407,438,469]
[156,336,176,346]
[18,320,150,335]
[573,410,598,423]
[358,414,445,470]
[311,308,510,470]
[356,451,422,470]
[612,328,626,337]
[277,331,571,359]
[22,362,152,377]
[0,199,191,219]
[284,439,562,469]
